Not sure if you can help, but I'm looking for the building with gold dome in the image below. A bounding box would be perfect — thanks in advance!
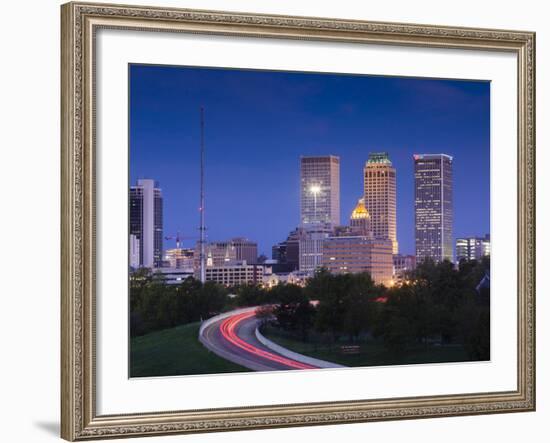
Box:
[349,198,372,236]
[321,198,393,286]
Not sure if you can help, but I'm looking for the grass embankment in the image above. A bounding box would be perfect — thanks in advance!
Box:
[130,322,248,377]
[262,327,471,368]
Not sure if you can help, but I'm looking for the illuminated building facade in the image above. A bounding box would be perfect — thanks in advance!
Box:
[129,179,163,268]
[363,152,398,253]
[456,234,490,262]
[164,248,194,269]
[322,237,393,286]
[349,198,372,236]
[300,156,340,228]
[154,267,194,285]
[205,263,265,286]
[321,199,393,286]
[414,154,454,263]
[393,254,417,279]
[298,227,332,272]
[129,234,140,269]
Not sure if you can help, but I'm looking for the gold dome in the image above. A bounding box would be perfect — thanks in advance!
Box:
[350,198,370,220]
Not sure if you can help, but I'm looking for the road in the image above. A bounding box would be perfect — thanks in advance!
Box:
[199,308,320,371]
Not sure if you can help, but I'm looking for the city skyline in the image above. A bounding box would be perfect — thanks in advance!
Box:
[130,64,490,256]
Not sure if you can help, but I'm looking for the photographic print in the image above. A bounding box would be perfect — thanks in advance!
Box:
[128,65,491,378]
[61,5,535,439]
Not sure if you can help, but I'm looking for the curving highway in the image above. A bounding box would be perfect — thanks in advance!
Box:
[199,308,319,371]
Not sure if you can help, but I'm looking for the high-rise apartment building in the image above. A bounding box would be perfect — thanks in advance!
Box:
[456,234,490,262]
[363,152,398,254]
[300,156,340,228]
[129,179,163,268]
[414,154,453,263]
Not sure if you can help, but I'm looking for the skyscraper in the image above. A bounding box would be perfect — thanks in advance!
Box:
[363,152,398,253]
[414,154,453,263]
[300,156,340,228]
[129,179,163,268]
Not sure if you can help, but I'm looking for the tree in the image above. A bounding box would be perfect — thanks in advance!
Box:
[342,273,378,340]
[233,284,270,306]
[313,273,349,340]
[374,258,491,356]
[272,284,315,340]
[255,305,275,327]
[129,275,230,337]
[199,281,229,318]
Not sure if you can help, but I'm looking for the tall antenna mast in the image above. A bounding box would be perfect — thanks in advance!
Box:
[198,106,206,283]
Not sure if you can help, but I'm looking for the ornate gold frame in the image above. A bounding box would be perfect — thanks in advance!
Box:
[61,2,536,440]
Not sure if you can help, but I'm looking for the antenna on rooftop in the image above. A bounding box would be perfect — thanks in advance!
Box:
[198,106,206,283]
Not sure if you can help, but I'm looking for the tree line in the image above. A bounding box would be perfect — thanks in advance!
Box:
[130,258,490,361]
[263,258,490,360]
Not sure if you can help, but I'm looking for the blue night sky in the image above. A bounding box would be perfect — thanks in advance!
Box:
[129,64,490,256]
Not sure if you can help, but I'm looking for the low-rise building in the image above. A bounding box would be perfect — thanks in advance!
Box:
[204,263,265,286]
[456,234,490,262]
[263,270,311,288]
[153,267,194,285]
[164,248,194,269]
[393,254,417,279]
[129,234,140,269]
[319,198,394,286]
[322,236,393,286]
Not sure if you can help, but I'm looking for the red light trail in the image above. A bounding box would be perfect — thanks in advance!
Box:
[218,311,317,370]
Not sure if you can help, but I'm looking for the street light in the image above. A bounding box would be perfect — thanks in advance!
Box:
[310,184,321,223]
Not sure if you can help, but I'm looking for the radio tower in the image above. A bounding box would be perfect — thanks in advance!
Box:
[198,107,206,283]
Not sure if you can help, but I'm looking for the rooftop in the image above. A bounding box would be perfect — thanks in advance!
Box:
[366,152,392,165]
[350,198,370,220]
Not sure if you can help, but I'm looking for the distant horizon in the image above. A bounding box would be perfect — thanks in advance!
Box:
[130,64,490,257]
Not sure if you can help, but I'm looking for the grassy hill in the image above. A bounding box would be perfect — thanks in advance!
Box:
[130,322,248,377]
